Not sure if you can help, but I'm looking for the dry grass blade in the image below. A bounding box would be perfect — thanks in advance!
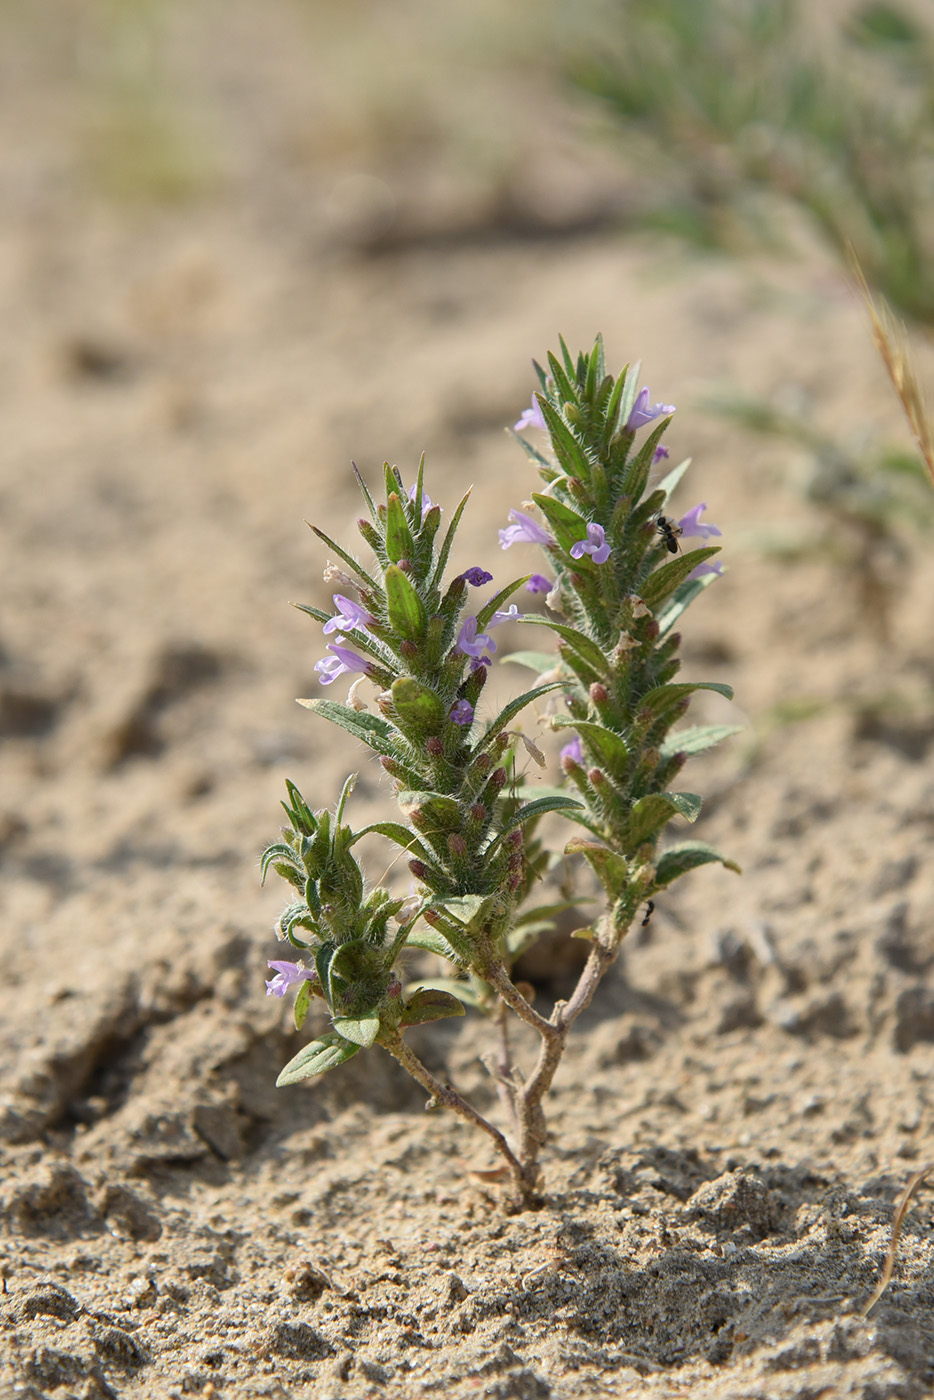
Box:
[850,250,934,490]
[861,1162,934,1317]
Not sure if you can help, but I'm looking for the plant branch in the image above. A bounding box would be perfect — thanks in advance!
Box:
[383,1032,523,1185]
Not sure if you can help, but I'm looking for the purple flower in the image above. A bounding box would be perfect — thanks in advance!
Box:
[498,508,554,550]
[687,559,724,582]
[408,484,438,520]
[526,573,552,594]
[490,603,520,627]
[561,736,584,765]
[570,522,611,564]
[315,642,370,685]
[449,699,474,726]
[266,960,316,998]
[322,594,374,635]
[677,503,722,540]
[460,567,493,587]
[652,445,670,464]
[455,616,497,659]
[626,387,676,431]
[514,395,546,432]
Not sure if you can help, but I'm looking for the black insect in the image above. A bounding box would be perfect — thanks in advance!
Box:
[655,515,683,553]
[641,900,656,927]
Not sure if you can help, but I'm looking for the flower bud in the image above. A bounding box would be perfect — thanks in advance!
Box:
[588,767,606,787]
[426,736,444,757]
[398,559,413,574]
[447,833,467,857]
[409,807,428,829]
[589,682,609,706]
[400,640,419,662]
[506,829,524,849]
[469,802,487,824]
[409,859,428,880]
[645,618,660,641]
[490,768,508,790]
[386,976,402,998]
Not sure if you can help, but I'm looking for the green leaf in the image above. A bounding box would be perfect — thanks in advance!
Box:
[276,1032,362,1086]
[653,841,741,887]
[397,789,462,830]
[437,893,491,929]
[501,650,559,674]
[309,525,378,590]
[430,489,471,590]
[353,820,431,863]
[627,790,701,847]
[485,795,585,855]
[641,547,721,609]
[291,601,332,625]
[297,700,397,755]
[385,493,415,564]
[551,716,629,772]
[660,724,743,758]
[480,681,567,744]
[405,926,464,961]
[508,427,554,469]
[517,616,609,677]
[332,1010,381,1047]
[293,978,314,1031]
[639,681,734,719]
[384,565,427,640]
[538,400,593,479]
[531,492,588,555]
[564,836,631,897]
[656,571,720,635]
[400,987,468,1025]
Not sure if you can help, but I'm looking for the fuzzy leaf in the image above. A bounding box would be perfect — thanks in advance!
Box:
[660,724,744,758]
[384,564,427,639]
[400,988,468,1025]
[293,978,314,1031]
[384,493,415,564]
[485,794,585,854]
[405,926,464,961]
[332,1010,381,1047]
[530,492,589,554]
[551,716,629,772]
[641,548,721,609]
[353,821,431,864]
[480,681,567,745]
[538,399,593,479]
[653,841,742,887]
[639,681,734,719]
[627,790,701,847]
[564,837,631,896]
[516,616,609,677]
[276,1032,362,1086]
[297,700,397,754]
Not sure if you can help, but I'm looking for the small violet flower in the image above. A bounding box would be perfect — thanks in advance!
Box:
[514,395,546,432]
[570,522,611,564]
[460,567,494,587]
[626,387,676,432]
[490,603,520,627]
[408,484,438,520]
[677,503,722,540]
[499,508,553,550]
[449,699,474,726]
[315,642,370,686]
[455,616,497,659]
[266,960,316,998]
[526,573,553,594]
[561,736,584,765]
[322,594,374,635]
[652,445,670,464]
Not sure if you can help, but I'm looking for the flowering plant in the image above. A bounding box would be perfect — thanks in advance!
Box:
[262,338,739,1207]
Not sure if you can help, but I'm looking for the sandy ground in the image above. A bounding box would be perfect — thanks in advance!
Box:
[2,4,934,1397]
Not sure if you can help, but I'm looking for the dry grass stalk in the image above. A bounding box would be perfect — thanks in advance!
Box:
[850,252,934,490]
[861,1162,934,1317]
